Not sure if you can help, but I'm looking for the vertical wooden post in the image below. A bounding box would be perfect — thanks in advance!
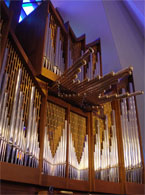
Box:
[39,91,47,185]
[88,112,94,192]
[9,0,23,31]
[99,48,103,77]
[65,105,70,179]
[113,100,126,194]
[64,34,68,71]
[132,79,145,184]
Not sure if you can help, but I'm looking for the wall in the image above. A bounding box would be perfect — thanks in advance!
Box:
[132,0,145,16]
[103,0,145,158]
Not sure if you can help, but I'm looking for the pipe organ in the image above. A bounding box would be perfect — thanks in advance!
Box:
[67,43,85,83]
[43,102,67,177]
[0,38,41,168]
[120,83,143,184]
[1,1,144,194]
[85,41,101,80]
[69,112,88,180]
[16,1,68,79]
[43,13,65,75]
[93,103,119,182]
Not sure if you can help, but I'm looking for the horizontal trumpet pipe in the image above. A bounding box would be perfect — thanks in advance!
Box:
[77,74,116,94]
[98,93,117,101]
[76,71,115,92]
[70,78,89,91]
[60,93,80,98]
[77,67,132,94]
[65,79,81,91]
[60,47,93,78]
[81,80,118,103]
[59,68,81,85]
[50,63,85,91]
[85,79,117,96]
[61,74,78,87]
[115,66,133,76]
[116,91,143,99]
[76,75,103,94]
[51,48,93,88]
[92,91,142,105]
[66,80,81,91]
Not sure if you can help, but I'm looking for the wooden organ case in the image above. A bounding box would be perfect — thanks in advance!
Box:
[0,1,144,194]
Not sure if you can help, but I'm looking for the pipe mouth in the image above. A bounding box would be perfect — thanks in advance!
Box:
[129,66,133,71]
[111,71,115,76]
[96,75,101,80]
[129,71,132,75]
[82,59,87,65]
[89,47,94,53]
[86,77,90,81]
[74,74,78,79]
[85,78,89,82]
[78,68,81,73]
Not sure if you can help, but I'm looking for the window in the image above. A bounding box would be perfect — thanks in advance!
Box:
[4,0,10,7]
[19,0,43,23]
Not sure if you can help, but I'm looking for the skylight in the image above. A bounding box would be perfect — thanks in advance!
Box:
[4,0,10,7]
[19,0,43,23]
[22,3,35,15]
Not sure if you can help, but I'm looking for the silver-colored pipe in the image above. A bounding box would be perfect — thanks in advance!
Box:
[0,106,8,161]
[25,86,35,152]
[0,48,8,90]
[29,107,36,155]
[0,93,8,137]
[13,92,23,145]
[47,26,51,68]
[90,52,93,79]
[0,73,8,116]
[1,116,9,162]
[9,69,22,143]
[55,26,60,67]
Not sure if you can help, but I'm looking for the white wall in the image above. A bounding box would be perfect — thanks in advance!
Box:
[103,0,145,158]
[132,0,145,16]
